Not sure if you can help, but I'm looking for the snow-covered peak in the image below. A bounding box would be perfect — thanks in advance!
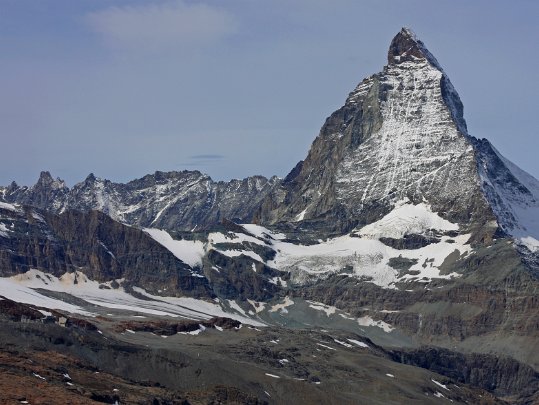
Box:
[387,28,467,135]
[256,28,483,233]
[335,47,481,224]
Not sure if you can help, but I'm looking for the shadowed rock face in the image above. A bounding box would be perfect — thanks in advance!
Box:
[391,347,539,399]
[0,205,213,298]
[387,27,432,64]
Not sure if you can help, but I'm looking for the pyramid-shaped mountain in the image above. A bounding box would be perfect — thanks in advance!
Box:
[257,28,539,253]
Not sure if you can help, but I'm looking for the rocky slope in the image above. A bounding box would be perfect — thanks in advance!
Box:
[0,301,508,405]
[0,201,212,298]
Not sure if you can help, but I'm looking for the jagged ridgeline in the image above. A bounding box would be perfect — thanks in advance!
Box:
[3,29,538,251]
[1,28,539,404]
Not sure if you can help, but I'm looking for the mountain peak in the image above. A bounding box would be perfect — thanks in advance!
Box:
[37,171,54,185]
[388,27,441,69]
[85,173,97,183]
[35,171,66,191]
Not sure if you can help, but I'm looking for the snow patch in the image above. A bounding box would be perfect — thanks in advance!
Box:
[431,379,450,391]
[357,316,394,333]
[334,339,353,348]
[0,223,10,238]
[317,343,337,351]
[347,339,369,348]
[268,276,287,287]
[179,324,206,335]
[0,202,20,212]
[227,300,247,316]
[357,200,458,239]
[0,269,265,325]
[200,224,469,289]
[144,228,205,268]
[269,297,294,314]
[241,224,286,241]
[295,208,307,222]
[218,249,264,263]
[307,301,337,316]
[0,272,92,315]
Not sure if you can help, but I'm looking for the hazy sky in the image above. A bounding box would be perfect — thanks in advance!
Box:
[1,0,537,186]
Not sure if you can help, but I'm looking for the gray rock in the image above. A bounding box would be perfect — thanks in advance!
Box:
[2,170,279,232]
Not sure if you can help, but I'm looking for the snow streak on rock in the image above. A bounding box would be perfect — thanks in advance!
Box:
[476,141,539,252]
[336,58,480,217]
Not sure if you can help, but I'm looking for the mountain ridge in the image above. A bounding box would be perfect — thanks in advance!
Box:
[1,169,280,232]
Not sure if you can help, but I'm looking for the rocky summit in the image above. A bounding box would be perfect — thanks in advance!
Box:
[1,28,539,404]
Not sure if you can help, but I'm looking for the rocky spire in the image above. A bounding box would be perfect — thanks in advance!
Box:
[387,27,443,70]
[84,173,97,184]
[36,171,54,186]
[33,171,66,190]
[386,28,467,134]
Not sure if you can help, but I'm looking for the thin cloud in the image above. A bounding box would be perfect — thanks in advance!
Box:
[86,1,237,51]
[189,154,225,160]
[179,154,226,168]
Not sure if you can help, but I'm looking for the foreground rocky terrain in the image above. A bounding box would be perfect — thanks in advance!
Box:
[1,28,539,403]
[0,297,511,404]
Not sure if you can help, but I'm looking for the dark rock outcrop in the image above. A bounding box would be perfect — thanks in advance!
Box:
[392,347,539,401]
[0,204,213,298]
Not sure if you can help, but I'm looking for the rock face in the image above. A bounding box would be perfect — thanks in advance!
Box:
[256,28,488,234]
[1,170,279,232]
[0,203,213,298]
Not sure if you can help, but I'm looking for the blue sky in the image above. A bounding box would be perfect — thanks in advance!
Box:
[1,0,538,186]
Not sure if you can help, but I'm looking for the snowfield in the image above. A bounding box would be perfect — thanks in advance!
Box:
[0,269,265,325]
[144,228,205,268]
[0,202,471,323]
[237,202,469,288]
[357,200,458,239]
[144,201,470,289]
